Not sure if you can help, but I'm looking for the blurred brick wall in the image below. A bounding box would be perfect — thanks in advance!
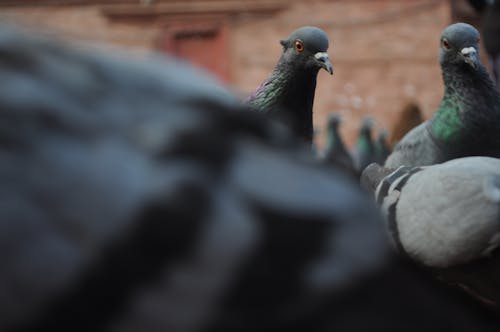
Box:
[0,0,457,147]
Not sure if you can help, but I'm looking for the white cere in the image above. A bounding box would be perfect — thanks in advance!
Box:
[314,52,329,60]
[461,47,477,55]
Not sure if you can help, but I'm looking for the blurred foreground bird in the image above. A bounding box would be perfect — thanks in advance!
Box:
[245,26,333,143]
[385,23,500,168]
[353,117,376,173]
[321,113,356,176]
[362,157,500,308]
[1,23,500,332]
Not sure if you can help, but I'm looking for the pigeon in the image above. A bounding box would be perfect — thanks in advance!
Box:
[362,157,500,308]
[353,117,376,173]
[375,129,391,164]
[385,23,500,168]
[2,22,500,332]
[321,113,357,176]
[245,26,333,143]
[388,101,424,148]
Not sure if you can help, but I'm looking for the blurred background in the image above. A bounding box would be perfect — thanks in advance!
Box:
[0,0,485,146]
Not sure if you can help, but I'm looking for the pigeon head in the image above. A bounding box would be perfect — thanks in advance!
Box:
[360,117,375,135]
[439,23,481,69]
[378,129,388,142]
[279,26,333,75]
[327,113,342,129]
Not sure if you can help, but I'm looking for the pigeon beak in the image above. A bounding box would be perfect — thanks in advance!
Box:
[460,47,479,69]
[314,52,333,75]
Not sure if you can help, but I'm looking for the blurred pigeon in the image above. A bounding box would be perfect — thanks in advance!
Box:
[375,129,391,164]
[385,23,500,168]
[311,127,321,155]
[353,117,376,173]
[245,26,333,143]
[363,157,500,308]
[321,113,356,176]
[1,23,499,332]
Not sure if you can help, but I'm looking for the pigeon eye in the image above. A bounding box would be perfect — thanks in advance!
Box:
[294,40,304,52]
[442,39,451,49]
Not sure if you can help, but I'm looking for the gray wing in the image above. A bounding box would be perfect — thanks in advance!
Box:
[394,157,500,268]
[384,121,443,168]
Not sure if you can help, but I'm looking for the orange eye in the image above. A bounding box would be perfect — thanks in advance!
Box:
[442,39,451,49]
[294,40,304,52]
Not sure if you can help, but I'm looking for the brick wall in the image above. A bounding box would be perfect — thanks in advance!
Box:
[0,0,456,147]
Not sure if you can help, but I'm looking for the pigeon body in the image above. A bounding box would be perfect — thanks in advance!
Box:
[364,157,500,307]
[353,117,376,173]
[245,26,333,143]
[385,23,500,168]
[321,113,356,176]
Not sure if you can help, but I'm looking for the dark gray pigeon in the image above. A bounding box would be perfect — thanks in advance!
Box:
[321,113,357,176]
[1,23,500,332]
[353,117,376,173]
[245,26,333,143]
[385,23,500,168]
[363,157,500,309]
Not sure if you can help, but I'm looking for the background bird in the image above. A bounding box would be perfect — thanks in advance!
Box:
[352,117,376,173]
[385,23,500,168]
[321,113,357,176]
[245,26,333,143]
[375,129,391,165]
[362,157,500,309]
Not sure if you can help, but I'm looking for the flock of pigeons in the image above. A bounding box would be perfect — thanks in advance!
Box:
[2,17,500,332]
[247,22,500,312]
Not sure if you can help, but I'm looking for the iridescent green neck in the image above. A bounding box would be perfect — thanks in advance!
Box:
[357,133,371,152]
[430,93,464,142]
